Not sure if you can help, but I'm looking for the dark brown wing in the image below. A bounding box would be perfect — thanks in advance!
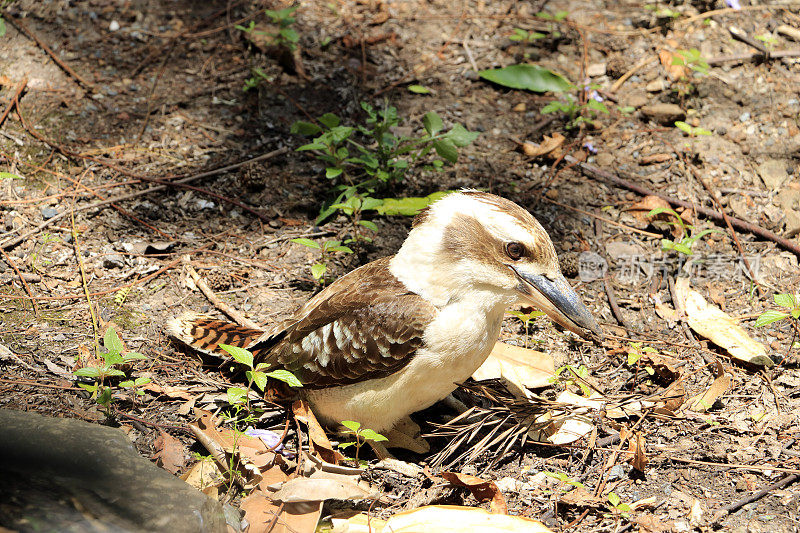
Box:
[248,257,436,389]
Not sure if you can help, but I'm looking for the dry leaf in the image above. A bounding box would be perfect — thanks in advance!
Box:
[522,133,565,159]
[181,458,226,495]
[271,471,379,503]
[626,431,648,472]
[559,486,603,508]
[674,280,774,366]
[441,471,507,514]
[383,505,554,533]
[685,372,732,412]
[153,430,186,475]
[627,195,671,224]
[472,342,555,398]
[659,49,687,80]
[293,400,343,464]
[533,391,601,445]
[330,511,387,533]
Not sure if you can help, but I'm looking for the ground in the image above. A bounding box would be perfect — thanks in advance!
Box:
[1,0,799,531]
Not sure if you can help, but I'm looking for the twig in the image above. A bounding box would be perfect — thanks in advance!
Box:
[6,16,95,91]
[186,264,262,331]
[712,473,799,524]
[523,143,800,258]
[609,56,658,93]
[708,49,800,65]
[0,77,27,128]
[668,456,800,475]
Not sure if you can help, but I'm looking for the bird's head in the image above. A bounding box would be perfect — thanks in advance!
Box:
[391,191,602,342]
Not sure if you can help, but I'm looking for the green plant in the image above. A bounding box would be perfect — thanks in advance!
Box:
[291,102,478,224]
[626,342,656,376]
[218,344,302,411]
[74,327,148,415]
[0,0,12,38]
[534,10,568,38]
[550,364,592,397]
[507,309,544,348]
[755,293,800,327]
[236,5,299,51]
[671,48,709,98]
[509,28,546,43]
[647,206,718,255]
[755,33,777,49]
[543,471,586,492]
[338,420,388,462]
[645,5,681,19]
[29,232,59,273]
[541,91,609,129]
[290,238,353,283]
[243,67,272,92]
[607,492,632,517]
[674,121,711,137]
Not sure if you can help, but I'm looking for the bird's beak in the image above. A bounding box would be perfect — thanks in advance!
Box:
[511,267,603,343]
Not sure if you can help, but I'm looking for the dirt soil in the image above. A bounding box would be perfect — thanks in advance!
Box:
[1,1,800,532]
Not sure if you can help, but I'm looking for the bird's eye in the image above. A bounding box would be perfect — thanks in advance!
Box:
[505,242,525,260]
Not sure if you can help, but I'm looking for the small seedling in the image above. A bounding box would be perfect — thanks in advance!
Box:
[671,48,709,98]
[74,326,148,415]
[507,309,545,348]
[338,420,388,462]
[647,206,718,255]
[541,85,609,129]
[290,238,353,284]
[509,28,546,43]
[543,471,586,492]
[755,293,800,327]
[674,121,712,137]
[218,344,301,411]
[236,6,299,51]
[550,364,593,397]
[755,33,777,49]
[607,492,632,518]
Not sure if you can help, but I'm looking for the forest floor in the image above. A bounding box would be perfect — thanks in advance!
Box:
[1,0,800,532]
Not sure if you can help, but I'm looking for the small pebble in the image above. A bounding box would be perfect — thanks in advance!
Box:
[40,207,59,220]
[739,112,751,122]
[109,20,120,31]
[103,254,125,269]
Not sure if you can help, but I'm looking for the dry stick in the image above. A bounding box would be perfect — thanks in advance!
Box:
[594,219,629,331]
[708,49,800,65]
[186,264,262,331]
[0,77,27,128]
[609,56,658,93]
[529,145,800,259]
[0,247,39,317]
[6,16,95,91]
[714,473,799,522]
[0,146,289,251]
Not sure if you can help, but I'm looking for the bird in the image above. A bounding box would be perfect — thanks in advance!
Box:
[168,190,602,434]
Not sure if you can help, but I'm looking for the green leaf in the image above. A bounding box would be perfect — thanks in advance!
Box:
[135,376,151,386]
[227,387,247,406]
[105,368,126,378]
[318,113,340,128]
[311,263,326,280]
[341,420,361,432]
[280,27,299,43]
[291,238,321,249]
[122,352,147,362]
[478,64,572,93]
[0,19,6,38]
[325,167,343,179]
[266,369,303,387]
[296,142,326,151]
[672,242,693,255]
[445,123,480,147]
[103,327,123,354]
[422,111,443,136]
[541,101,565,114]
[608,492,621,507]
[773,293,797,309]
[0,171,23,180]
[77,382,97,394]
[97,387,113,405]
[586,99,609,114]
[218,344,254,368]
[74,367,101,378]
[248,370,269,391]
[338,441,356,449]
[754,310,790,328]
[433,138,458,163]
[358,220,379,232]
[359,429,388,442]
[408,84,431,94]
[792,309,800,320]
[290,121,322,136]
[674,121,693,134]
[120,380,134,388]
[374,192,449,216]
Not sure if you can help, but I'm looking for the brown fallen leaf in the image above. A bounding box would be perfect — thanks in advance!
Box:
[559,486,603,508]
[522,133,565,159]
[181,458,226,497]
[330,511,387,533]
[626,195,671,225]
[153,430,186,475]
[674,279,774,367]
[270,473,379,503]
[685,372,732,413]
[293,400,344,464]
[626,430,648,473]
[441,471,507,514]
[472,342,555,398]
[382,505,553,532]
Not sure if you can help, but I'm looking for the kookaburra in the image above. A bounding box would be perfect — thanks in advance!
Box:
[168,191,601,433]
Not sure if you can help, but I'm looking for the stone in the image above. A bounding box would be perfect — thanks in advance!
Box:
[645,79,667,92]
[0,409,226,532]
[40,207,59,220]
[785,210,800,238]
[595,152,615,167]
[626,92,649,108]
[758,160,789,190]
[640,103,685,125]
[103,254,126,269]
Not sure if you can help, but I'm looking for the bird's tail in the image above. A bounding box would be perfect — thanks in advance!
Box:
[166,312,263,358]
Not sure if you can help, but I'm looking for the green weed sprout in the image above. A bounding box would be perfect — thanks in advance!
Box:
[507,309,545,348]
[74,327,148,415]
[674,121,711,137]
[338,420,388,462]
[755,293,800,328]
[290,238,353,284]
[647,206,718,255]
[218,344,301,410]
[236,6,299,51]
